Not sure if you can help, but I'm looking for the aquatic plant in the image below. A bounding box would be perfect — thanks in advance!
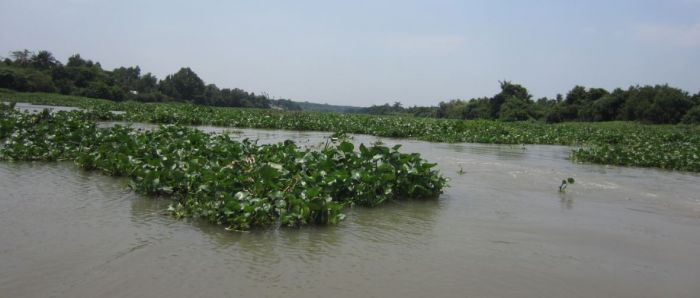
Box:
[3,91,700,172]
[0,103,19,139]
[0,110,447,230]
[559,177,575,192]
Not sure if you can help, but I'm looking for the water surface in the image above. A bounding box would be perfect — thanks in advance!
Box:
[1,124,700,298]
[11,102,125,115]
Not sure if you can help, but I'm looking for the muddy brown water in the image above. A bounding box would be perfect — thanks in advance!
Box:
[2,121,700,298]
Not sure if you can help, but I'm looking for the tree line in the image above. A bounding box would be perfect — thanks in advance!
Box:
[2,49,698,124]
[360,81,700,124]
[0,49,298,109]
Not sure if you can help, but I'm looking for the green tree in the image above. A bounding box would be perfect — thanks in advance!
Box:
[10,49,33,67]
[620,85,692,123]
[577,87,609,121]
[681,105,700,124]
[490,81,531,118]
[531,97,557,120]
[30,50,61,70]
[646,85,693,124]
[462,98,491,119]
[203,84,221,105]
[499,97,533,121]
[620,86,654,121]
[0,66,55,92]
[135,72,158,93]
[66,54,90,67]
[437,99,468,119]
[159,67,205,102]
[591,88,626,121]
[111,66,141,91]
[564,85,587,105]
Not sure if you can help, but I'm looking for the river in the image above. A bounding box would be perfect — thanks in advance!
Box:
[1,122,700,297]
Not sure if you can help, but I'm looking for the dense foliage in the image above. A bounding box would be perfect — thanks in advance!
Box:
[355,102,438,118]
[3,90,700,172]
[0,106,447,229]
[355,82,700,124]
[3,49,698,122]
[431,82,700,124]
[294,101,362,113]
[1,49,276,108]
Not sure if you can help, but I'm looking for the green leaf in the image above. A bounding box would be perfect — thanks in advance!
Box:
[339,141,354,153]
[259,164,281,180]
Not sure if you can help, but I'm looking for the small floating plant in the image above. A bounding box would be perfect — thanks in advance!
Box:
[559,177,575,192]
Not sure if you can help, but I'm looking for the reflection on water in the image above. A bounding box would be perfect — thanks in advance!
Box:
[559,192,575,210]
[12,102,126,115]
[2,125,700,298]
[13,102,83,113]
[445,143,530,161]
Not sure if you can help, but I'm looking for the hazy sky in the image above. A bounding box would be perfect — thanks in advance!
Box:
[1,0,699,106]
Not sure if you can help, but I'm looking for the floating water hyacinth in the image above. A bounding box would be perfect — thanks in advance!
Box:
[3,95,700,172]
[0,108,447,230]
[559,177,575,192]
